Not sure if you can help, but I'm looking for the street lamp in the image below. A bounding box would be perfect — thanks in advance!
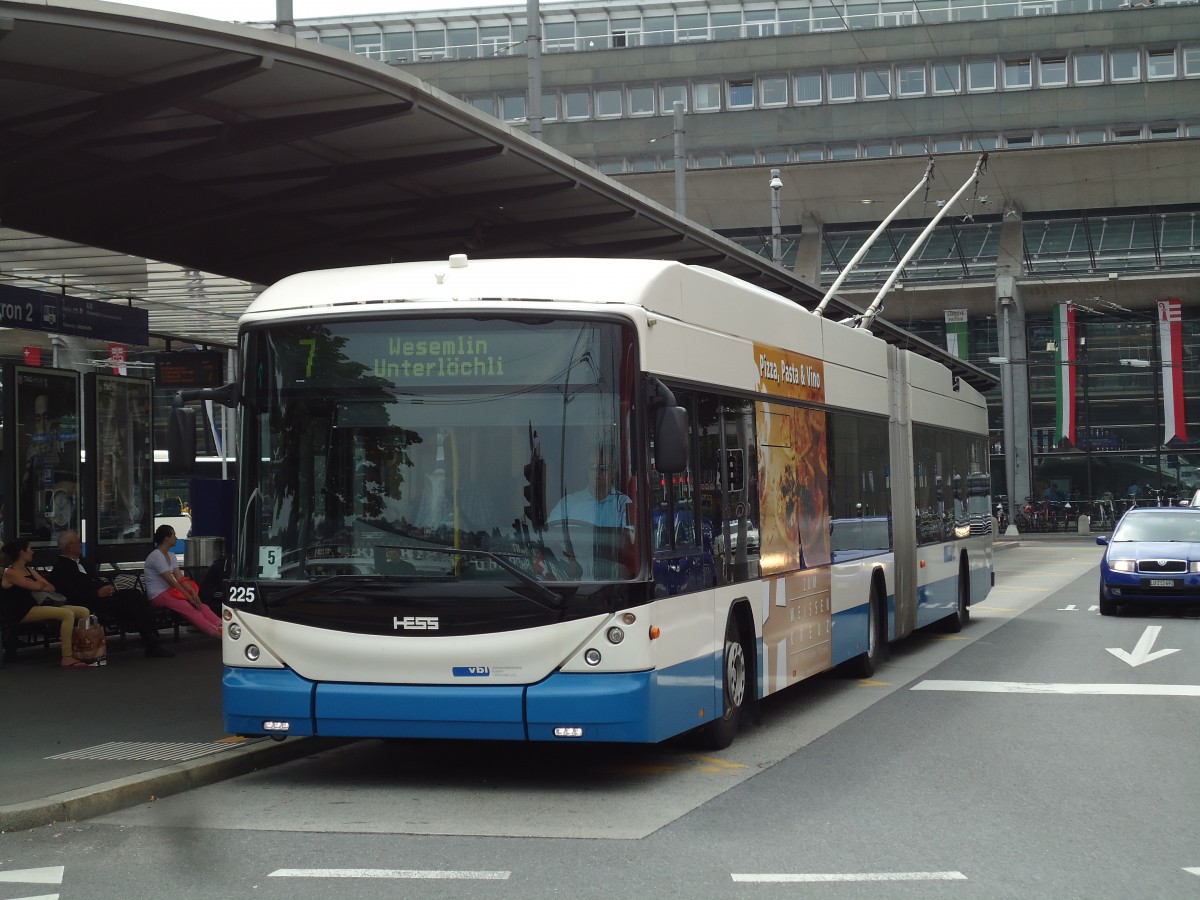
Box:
[769,168,782,265]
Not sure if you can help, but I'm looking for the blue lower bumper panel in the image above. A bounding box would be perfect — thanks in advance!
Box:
[224,661,716,743]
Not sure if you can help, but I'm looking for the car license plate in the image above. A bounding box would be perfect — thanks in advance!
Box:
[1148,579,1175,587]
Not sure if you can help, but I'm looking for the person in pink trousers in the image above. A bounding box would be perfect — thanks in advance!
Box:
[144,525,221,638]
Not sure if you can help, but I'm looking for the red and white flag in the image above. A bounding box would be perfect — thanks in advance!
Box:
[1157,299,1187,445]
[109,344,127,376]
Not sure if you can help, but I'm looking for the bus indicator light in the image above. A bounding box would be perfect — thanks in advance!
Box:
[648,626,660,640]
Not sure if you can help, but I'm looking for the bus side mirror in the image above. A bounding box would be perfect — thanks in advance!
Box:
[166,406,197,474]
[654,405,688,474]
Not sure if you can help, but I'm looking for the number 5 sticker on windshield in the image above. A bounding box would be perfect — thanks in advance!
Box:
[259,546,282,578]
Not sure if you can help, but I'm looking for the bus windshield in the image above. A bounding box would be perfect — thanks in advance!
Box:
[240,316,639,586]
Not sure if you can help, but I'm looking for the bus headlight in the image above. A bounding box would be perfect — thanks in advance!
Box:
[228,623,242,640]
[245,644,261,661]
[584,648,602,666]
[606,626,624,645]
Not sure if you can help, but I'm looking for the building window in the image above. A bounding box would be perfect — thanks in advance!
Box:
[321,34,351,52]
[469,96,495,116]
[501,95,526,121]
[1005,134,1033,149]
[829,71,857,101]
[447,26,479,59]
[629,86,656,115]
[760,76,788,106]
[1003,59,1031,89]
[597,160,624,175]
[933,63,961,94]
[728,151,757,165]
[967,60,996,92]
[544,22,577,52]
[677,13,709,41]
[694,82,722,111]
[1039,56,1067,87]
[829,144,859,160]
[382,31,414,62]
[899,140,928,156]
[898,66,926,96]
[629,157,658,172]
[795,147,824,162]
[564,90,590,119]
[596,88,623,118]
[864,142,893,157]
[1039,131,1070,146]
[1075,51,1104,85]
[1186,47,1200,77]
[351,32,384,60]
[643,16,674,46]
[763,149,789,163]
[1075,129,1106,144]
[1149,125,1179,140]
[794,73,822,104]
[969,136,998,151]
[728,79,755,108]
[541,93,559,122]
[711,11,742,40]
[864,69,891,99]
[480,25,512,57]
[1112,127,1143,142]
[1110,49,1140,82]
[1147,50,1177,80]
[934,137,963,153]
[661,85,688,112]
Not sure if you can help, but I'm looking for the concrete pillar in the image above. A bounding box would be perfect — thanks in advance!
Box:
[793,214,823,284]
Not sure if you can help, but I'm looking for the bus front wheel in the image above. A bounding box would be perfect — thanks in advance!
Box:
[844,583,884,679]
[699,616,746,750]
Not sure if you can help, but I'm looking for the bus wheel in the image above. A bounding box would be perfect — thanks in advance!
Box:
[844,583,884,679]
[700,616,746,750]
[939,562,970,633]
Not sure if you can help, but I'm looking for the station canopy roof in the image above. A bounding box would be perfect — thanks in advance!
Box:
[0,0,993,388]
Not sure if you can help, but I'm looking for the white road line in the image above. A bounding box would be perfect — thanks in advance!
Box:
[732,871,967,883]
[269,869,510,880]
[914,680,1200,697]
[0,866,64,884]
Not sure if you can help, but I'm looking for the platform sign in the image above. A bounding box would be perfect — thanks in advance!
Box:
[0,284,148,345]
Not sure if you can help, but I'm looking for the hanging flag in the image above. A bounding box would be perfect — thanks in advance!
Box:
[109,343,127,376]
[1053,302,1076,448]
[944,309,968,359]
[1157,298,1187,445]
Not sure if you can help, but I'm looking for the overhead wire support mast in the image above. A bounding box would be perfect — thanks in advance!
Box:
[814,159,935,318]
[855,153,988,332]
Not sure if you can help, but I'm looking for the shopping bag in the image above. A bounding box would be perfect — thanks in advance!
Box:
[72,615,107,665]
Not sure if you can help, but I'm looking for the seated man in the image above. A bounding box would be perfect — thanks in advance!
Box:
[546,451,634,579]
[51,529,173,658]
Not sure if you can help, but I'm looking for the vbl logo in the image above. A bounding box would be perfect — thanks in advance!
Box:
[452,666,491,677]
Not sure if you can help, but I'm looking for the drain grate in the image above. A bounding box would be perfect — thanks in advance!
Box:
[48,741,235,762]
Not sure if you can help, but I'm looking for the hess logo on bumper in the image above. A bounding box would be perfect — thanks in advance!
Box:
[394,616,439,631]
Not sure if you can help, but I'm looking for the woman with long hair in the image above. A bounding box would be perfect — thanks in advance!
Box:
[144,525,221,638]
[1,537,93,668]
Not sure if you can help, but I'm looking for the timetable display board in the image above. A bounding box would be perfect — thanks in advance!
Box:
[87,374,154,546]
[11,367,80,545]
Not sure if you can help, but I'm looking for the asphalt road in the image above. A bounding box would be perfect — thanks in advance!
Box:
[3,540,1198,899]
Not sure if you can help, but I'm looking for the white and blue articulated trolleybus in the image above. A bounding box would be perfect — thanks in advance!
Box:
[174,256,993,748]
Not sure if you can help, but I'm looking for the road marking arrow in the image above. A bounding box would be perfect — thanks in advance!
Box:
[1106,625,1180,668]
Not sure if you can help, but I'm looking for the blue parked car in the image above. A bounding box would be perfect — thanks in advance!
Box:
[1096,506,1200,616]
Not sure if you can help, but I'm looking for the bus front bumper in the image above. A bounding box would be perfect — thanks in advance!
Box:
[222,665,702,743]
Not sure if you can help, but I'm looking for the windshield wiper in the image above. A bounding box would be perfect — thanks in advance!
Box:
[268,574,389,603]
[379,542,563,611]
